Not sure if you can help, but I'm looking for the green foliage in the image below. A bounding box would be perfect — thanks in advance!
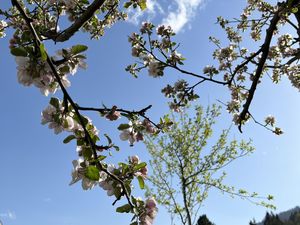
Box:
[10,47,28,57]
[137,176,145,189]
[116,204,132,213]
[70,44,88,55]
[85,166,100,181]
[118,124,131,130]
[63,135,76,144]
[39,43,47,61]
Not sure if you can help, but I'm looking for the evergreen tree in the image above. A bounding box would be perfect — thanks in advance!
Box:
[288,210,300,225]
[263,212,284,225]
[197,214,215,225]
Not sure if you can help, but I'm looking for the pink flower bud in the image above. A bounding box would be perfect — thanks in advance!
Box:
[131,155,140,164]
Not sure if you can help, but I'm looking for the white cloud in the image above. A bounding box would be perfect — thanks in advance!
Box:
[126,0,206,33]
[0,210,16,220]
[126,0,164,25]
[162,0,205,33]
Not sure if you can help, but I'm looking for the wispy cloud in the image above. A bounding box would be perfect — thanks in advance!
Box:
[0,210,16,220]
[126,0,206,33]
[126,0,164,25]
[162,0,205,33]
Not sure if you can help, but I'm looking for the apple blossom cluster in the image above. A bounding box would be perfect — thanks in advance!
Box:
[119,119,158,146]
[126,22,185,79]
[16,56,60,96]
[70,154,149,203]
[41,97,99,137]
[161,80,199,112]
[70,158,98,190]
[0,20,7,38]
[14,45,87,96]
[139,197,158,225]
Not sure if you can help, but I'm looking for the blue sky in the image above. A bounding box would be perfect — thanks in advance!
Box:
[0,0,300,225]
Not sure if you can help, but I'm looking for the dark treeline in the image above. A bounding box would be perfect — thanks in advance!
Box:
[197,208,300,225]
[249,210,300,225]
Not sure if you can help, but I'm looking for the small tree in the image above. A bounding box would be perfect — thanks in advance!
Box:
[144,105,274,225]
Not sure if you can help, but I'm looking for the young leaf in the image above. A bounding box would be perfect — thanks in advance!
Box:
[82,147,93,160]
[104,133,112,145]
[124,2,132,8]
[97,155,107,161]
[113,145,120,151]
[130,222,138,225]
[10,47,27,57]
[138,0,147,10]
[71,45,88,55]
[39,43,47,61]
[85,166,100,181]
[133,162,147,171]
[50,97,60,109]
[137,176,145,189]
[63,135,76,144]
[116,204,131,213]
[118,124,130,130]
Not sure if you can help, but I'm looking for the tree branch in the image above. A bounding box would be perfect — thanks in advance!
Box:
[238,7,282,132]
[54,0,107,42]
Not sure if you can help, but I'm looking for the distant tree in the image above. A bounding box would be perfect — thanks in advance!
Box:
[263,212,284,225]
[251,209,300,225]
[287,210,300,225]
[144,104,274,225]
[197,214,215,225]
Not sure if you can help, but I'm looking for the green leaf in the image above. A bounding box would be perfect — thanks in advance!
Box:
[85,166,100,181]
[104,134,112,145]
[116,204,131,213]
[124,2,132,8]
[124,181,132,195]
[77,139,85,146]
[292,7,298,13]
[97,155,107,161]
[10,47,27,57]
[63,135,76,144]
[39,43,47,61]
[71,45,88,55]
[118,124,130,130]
[133,162,147,171]
[130,222,138,225]
[60,65,70,74]
[113,145,120,151]
[50,97,60,109]
[137,176,145,189]
[114,187,122,198]
[82,147,93,160]
[138,0,147,10]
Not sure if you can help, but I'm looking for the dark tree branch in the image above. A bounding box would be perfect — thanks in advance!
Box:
[54,0,107,42]
[238,7,283,132]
